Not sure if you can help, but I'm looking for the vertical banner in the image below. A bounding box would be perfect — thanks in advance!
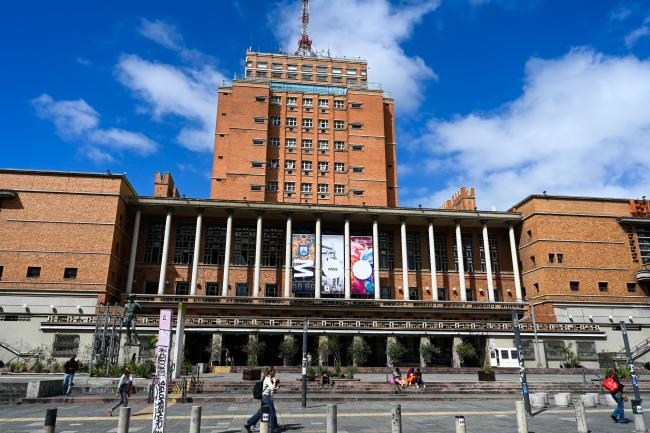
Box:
[350,236,375,296]
[152,309,172,433]
[292,233,315,293]
[321,235,344,294]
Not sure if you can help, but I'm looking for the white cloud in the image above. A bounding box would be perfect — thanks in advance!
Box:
[625,17,650,47]
[409,49,650,210]
[270,0,439,112]
[138,18,213,64]
[32,94,157,162]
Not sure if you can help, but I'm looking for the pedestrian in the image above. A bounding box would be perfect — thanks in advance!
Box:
[404,367,417,386]
[62,355,78,395]
[605,368,629,423]
[244,367,280,433]
[415,367,426,389]
[225,348,232,367]
[108,367,133,416]
[391,367,404,393]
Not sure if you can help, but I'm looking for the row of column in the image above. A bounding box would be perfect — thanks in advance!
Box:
[125,210,522,302]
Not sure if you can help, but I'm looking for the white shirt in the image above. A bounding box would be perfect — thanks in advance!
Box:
[262,376,276,396]
[117,374,133,390]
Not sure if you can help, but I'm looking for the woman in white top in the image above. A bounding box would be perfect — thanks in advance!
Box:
[108,367,133,416]
[245,367,280,433]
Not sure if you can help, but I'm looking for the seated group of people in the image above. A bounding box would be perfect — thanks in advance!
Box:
[392,367,425,391]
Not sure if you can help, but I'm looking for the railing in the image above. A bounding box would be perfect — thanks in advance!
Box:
[126,294,526,311]
[42,314,602,334]
[637,264,650,282]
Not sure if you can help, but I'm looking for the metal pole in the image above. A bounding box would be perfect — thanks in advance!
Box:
[573,398,588,433]
[620,321,647,432]
[530,298,542,368]
[43,408,57,433]
[301,319,308,408]
[454,415,466,433]
[90,305,101,377]
[117,406,130,433]
[512,310,532,415]
[327,404,337,433]
[190,405,202,433]
[391,403,402,433]
[515,400,527,433]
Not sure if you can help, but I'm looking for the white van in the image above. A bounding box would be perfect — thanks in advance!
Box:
[490,347,519,368]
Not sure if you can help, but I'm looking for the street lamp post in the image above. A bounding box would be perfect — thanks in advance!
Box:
[301,319,308,408]
[620,321,647,432]
[513,310,532,415]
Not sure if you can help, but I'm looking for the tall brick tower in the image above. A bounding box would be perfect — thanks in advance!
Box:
[210,4,398,206]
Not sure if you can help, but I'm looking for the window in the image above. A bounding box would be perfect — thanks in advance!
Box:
[351,144,363,151]
[352,189,364,196]
[409,287,420,300]
[549,253,555,263]
[637,226,650,264]
[144,223,164,264]
[453,233,475,273]
[598,281,608,292]
[285,159,296,169]
[317,183,328,194]
[173,224,196,264]
[205,282,220,296]
[0,266,3,280]
[465,288,476,301]
[434,233,449,272]
[317,75,327,82]
[530,256,536,266]
[334,100,345,109]
[557,253,564,263]
[346,68,357,75]
[287,73,297,79]
[286,138,296,149]
[318,119,329,129]
[302,139,313,149]
[318,140,329,150]
[544,341,567,361]
[479,236,500,273]
[319,99,329,108]
[256,71,268,78]
[347,78,358,86]
[304,74,313,81]
[334,141,346,150]
[270,116,280,126]
[175,281,189,295]
[285,182,296,193]
[287,64,298,71]
[334,184,345,195]
[144,281,158,294]
[406,232,422,271]
[628,282,637,293]
[255,95,267,101]
[318,161,328,171]
[250,184,263,192]
[236,283,249,297]
[303,98,313,107]
[254,116,266,123]
[63,268,77,279]
[379,231,395,270]
[575,341,597,361]
[52,334,80,357]
[265,284,279,297]
[301,183,312,193]
[437,287,447,301]
[351,166,364,173]
[334,120,345,129]
[302,65,313,72]
[287,97,297,106]
[332,76,342,83]
[271,95,281,105]
[268,159,279,169]
[351,102,363,109]
[253,138,265,145]
[272,63,283,70]
[251,161,264,168]
[272,72,282,78]
[570,281,580,291]
[334,162,345,172]
[27,266,41,278]
[380,286,393,300]
[317,66,327,73]
[257,62,268,69]
[286,117,297,127]
[266,181,278,192]
[350,122,363,129]
[204,225,226,265]
[332,67,342,74]
[494,288,504,301]
[262,227,284,267]
[302,160,312,171]
[269,137,280,147]
[233,227,256,266]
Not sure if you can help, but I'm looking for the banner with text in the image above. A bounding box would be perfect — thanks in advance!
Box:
[321,234,344,294]
[292,233,315,293]
[151,309,172,433]
[350,235,375,296]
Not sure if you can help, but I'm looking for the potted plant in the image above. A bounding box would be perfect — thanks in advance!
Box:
[279,336,299,367]
[387,339,407,367]
[420,341,441,367]
[348,336,372,367]
[242,336,266,380]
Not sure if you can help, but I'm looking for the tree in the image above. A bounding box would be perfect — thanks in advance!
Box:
[455,340,478,366]
[387,339,407,366]
[205,338,222,365]
[243,337,267,367]
[348,337,372,367]
[419,342,441,366]
[318,337,331,366]
[278,336,299,366]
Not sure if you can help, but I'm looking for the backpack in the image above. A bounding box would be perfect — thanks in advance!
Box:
[252,380,264,400]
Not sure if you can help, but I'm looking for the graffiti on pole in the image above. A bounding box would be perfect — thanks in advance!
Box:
[151,309,172,433]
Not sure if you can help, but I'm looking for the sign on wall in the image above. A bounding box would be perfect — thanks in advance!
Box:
[350,236,375,296]
[321,234,344,294]
[292,233,315,293]
[151,309,172,433]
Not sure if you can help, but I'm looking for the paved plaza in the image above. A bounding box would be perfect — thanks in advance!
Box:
[1,397,647,433]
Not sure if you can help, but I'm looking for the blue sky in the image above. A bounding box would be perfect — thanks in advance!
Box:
[2,0,650,209]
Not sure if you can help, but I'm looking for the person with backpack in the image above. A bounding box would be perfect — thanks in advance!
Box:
[107,367,133,416]
[62,355,78,395]
[244,367,280,433]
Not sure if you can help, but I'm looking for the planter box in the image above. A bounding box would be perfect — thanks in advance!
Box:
[242,368,262,381]
[478,371,496,381]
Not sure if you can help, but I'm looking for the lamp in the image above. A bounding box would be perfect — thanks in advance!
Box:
[568,314,574,322]
[588,315,593,321]
[608,315,613,322]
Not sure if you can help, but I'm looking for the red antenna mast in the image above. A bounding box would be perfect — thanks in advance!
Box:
[296,0,315,56]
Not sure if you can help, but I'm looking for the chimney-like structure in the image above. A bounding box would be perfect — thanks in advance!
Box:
[441,186,476,211]
[154,171,180,198]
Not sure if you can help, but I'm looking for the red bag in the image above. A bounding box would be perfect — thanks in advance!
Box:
[603,376,619,392]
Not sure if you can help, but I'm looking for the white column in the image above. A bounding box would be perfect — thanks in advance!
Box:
[221,212,233,297]
[509,224,523,301]
[158,209,172,295]
[428,220,438,301]
[284,215,292,298]
[372,218,380,300]
[344,217,351,300]
[172,303,185,379]
[125,208,141,294]
[190,210,203,296]
[253,213,263,297]
[400,218,409,300]
[455,221,466,301]
[315,216,322,299]
[482,222,495,302]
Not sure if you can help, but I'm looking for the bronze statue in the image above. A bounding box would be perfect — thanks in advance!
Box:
[122,295,142,346]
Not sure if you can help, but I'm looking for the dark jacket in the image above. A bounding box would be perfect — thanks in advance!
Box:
[64,359,79,374]
[609,372,624,397]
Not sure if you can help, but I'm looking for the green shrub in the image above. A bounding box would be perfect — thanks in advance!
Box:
[278,336,299,366]
[348,337,372,367]
[307,366,316,381]
[455,341,477,365]
[347,366,356,379]
[334,362,341,378]
[419,342,441,366]
[387,340,407,366]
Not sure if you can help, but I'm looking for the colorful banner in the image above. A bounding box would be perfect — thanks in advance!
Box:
[152,309,172,433]
[321,234,344,294]
[292,233,315,293]
[351,236,375,296]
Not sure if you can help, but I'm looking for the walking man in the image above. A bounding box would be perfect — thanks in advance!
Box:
[62,355,78,395]
[108,367,133,416]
